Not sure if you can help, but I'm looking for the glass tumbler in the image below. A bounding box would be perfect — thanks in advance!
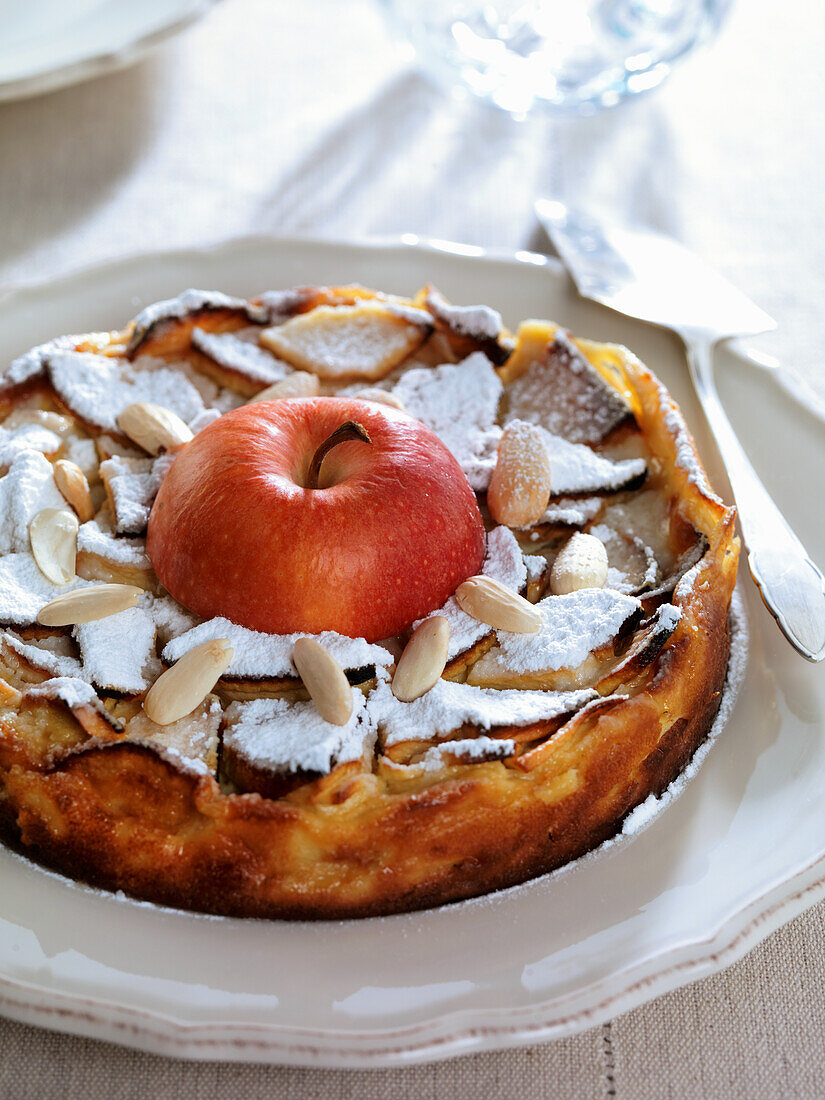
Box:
[381,0,732,114]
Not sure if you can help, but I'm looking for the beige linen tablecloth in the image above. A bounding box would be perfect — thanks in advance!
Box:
[1,0,823,1094]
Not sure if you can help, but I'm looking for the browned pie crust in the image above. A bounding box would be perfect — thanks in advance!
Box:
[0,297,738,919]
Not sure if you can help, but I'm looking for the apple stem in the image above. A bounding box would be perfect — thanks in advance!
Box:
[305,420,372,489]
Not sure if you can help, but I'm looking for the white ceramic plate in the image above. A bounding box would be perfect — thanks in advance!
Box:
[0,0,220,104]
[0,236,823,1067]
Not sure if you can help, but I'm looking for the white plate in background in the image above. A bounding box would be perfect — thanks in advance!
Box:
[0,0,221,103]
[0,236,822,1066]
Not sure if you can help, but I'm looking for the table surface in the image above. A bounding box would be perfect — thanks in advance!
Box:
[1,0,823,1095]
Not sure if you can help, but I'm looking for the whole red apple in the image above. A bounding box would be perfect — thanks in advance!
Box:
[147,397,486,641]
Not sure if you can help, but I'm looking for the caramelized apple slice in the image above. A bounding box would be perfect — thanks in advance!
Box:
[76,509,158,592]
[126,290,269,359]
[596,604,681,695]
[519,496,606,542]
[503,323,634,445]
[644,536,709,600]
[190,327,294,396]
[421,286,513,367]
[99,453,173,536]
[259,302,433,381]
[369,676,596,764]
[25,677,124,742]
[540,429,646,495]
[0,630,84,684]
[467,589,643,691]
[73,604,159,694]
[123,695,222,774]
[222,691,375,798]
[589,523,660,595]
[413,736,516,768]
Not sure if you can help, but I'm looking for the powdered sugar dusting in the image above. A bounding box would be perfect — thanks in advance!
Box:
[369,677,597,747]
[191,327,293,386]
[524,553,547,584]
[261,302,431,379]
[425,290,502,340]
[189,408,222,434]
[0,423,63,467]
[24,676,100,710]
[127,289,267,354]
[63,436,99,479]
[1,334,84,390]
[538,426,646,495]
[656,380,716,499]
[100,453,173,535]
[530,496,605,529]
[46,352,206,433]
[1,630,86,680]
[224,691,375,775]
[76,514,151,569]
[125,695,221,772]
[163,617,394,680]
[493,589,641,674]
[392,352,503,490]
[419,736,515,769]
[73,605,158,693]
[148,595,201,646]
[416,526,528,661]
[0,451,66,553]
[0,552,88,625]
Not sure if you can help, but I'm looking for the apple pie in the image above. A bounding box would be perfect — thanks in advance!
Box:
[0,283,739,918]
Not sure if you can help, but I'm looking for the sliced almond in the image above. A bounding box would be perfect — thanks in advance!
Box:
[487,420,552,528]
[354,388,406,412]
[143,640,233,726]
[248,371,320,403]
[53,459,95,522]
[392,616,449,702]
[117,403,193,455]
[37,583,142,626]
[550,532,608,594]
[292,637,353,726]
[455,575,541,634]
[30,508,79,586]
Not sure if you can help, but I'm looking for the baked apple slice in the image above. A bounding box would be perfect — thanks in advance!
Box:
[258,302,434,381]
[126,289,269,359]
[503,324,635,445]
[467,588,644,690]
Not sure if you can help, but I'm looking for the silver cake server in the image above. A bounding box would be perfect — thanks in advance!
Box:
[536,198,825,662]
